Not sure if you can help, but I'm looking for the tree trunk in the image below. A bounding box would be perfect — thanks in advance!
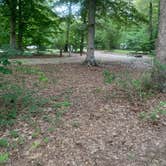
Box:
[64,1,72,53]
[10,15,16,49]
[18,0,23,51]
[157,0,166,63]
[149,1,153,44]
[152,0,166,92]
[80,14,86,56]
[84,0,97,66]
[8,0,17,49]
[60,49,63,57]
[80,31,84,56]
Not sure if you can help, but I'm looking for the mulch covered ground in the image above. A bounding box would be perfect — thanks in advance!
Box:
[0,63,166,166]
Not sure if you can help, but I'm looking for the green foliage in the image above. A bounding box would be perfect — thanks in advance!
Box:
[115,72,153,102]
[151,60,166,92]
[0,53,12,74]
[56,109,68,119]
[0,0,155,53]
[16,66,40,75]
[32,128,41,139]
[139,101,166,122]
[31,140,41,150]
[9,130,19,138]
[53,101,72,109]
[96,20,120,50]
[103,70,116,84]
[43,137,50,144]
[38,72,49,83]
[119,26,153,52]
[0,82,49,128]
[0,153,9,164]
[16,65,49,83]
[0,138,9,148]
[71,120,80,128]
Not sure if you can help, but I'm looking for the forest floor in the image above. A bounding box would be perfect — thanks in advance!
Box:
[0,56,166,166]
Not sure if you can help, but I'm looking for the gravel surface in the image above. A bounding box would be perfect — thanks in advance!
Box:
[11,51,153,69]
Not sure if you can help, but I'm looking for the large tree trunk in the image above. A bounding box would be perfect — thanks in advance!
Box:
[152,0,166,92]
[64,1,72,55]
[80,13,86,56]
[9,0,17,49]
[80,30,84,56]
[7,0,17,49]
[157,0,166,63]
[84,0,97,66]
[18,0,23,50]
[149,0,153,48]
[10,15,16,49]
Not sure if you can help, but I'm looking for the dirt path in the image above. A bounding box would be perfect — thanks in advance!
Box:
[11,51,153,69]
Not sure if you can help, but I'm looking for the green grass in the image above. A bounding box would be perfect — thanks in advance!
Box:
[110,49,145,55]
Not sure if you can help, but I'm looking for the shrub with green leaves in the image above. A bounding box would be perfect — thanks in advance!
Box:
[103,70,116,84]
[53,101,72,109]
[0,138,9,148]
[9,130,20,138]
[0,58,12,74]
[0,83,50,128]
[115,72,153,102]
[139,101,166,122]
[0,153,9,164]
[151,60,166,93]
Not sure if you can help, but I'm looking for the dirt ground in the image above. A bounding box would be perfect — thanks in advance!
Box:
[11,51,153,69]
[0,63,166,166]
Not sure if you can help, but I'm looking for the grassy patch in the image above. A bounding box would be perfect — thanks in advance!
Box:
[110,49,134,54]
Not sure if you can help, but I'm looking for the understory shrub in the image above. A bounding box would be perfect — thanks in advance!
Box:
[103,70,116,84]
[113,71,154,102]
[0,83,49,128]
[102,56,166,103]
[151,60,166,93]
[139,101,166,122]
[0,59,50,129]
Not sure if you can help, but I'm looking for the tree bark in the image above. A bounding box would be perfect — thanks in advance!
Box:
[156,0,166,63]
[10,15,16,49]
[84,0,97,66]
[152,0,166,92]
[80,13,86,56]
[80,31,84,56]
[64,1,72,54]
[60,49,63,57]
[8,0,17,49]
[149,1,153,44]
[18,0,23,50]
